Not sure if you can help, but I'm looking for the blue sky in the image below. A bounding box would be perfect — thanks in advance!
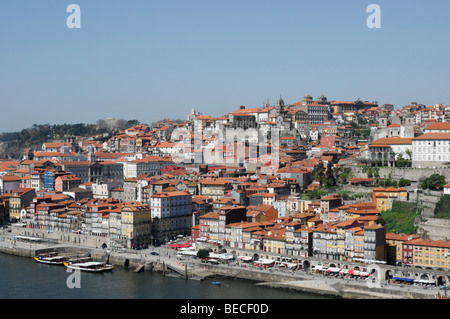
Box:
[1,1,450,132]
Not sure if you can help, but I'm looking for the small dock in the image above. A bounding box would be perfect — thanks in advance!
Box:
[134,264,146,273]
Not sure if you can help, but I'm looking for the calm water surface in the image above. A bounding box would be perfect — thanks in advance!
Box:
[0,253,329,299]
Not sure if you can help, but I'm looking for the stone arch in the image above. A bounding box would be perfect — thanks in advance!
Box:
[303,260,311,271]
[385,269,394,280]
[420,273,430,281]
[437,275,447,286]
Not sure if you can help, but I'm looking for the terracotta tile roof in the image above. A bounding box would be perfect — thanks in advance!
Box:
[370,137,412,146]
[413,132,450,140]
[424,122,450,130]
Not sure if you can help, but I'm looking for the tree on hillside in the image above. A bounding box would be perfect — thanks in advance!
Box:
[314,164,325,185]
[324,161,336,188]
[421,174,447,190]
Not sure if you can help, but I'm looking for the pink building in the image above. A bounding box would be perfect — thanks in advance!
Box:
[54,174,81,192]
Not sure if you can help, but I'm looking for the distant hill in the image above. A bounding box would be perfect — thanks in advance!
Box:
[0,119,140,159]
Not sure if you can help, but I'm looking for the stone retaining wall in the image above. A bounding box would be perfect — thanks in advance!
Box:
[351,167,450,182]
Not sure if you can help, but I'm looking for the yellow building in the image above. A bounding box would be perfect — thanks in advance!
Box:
[339,202,380,221]
[9,188,35,222]
[121,203,151,248]
[354,229,365,260]
[373,187,408,212]
[198,179,232,201]
[199,212,220,241]
[404,237,450,269]
[263,229,286,255]
[386,233,420,265]
[336,219,364,260]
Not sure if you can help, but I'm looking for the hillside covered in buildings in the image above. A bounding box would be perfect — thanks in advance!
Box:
[1,94,450,269]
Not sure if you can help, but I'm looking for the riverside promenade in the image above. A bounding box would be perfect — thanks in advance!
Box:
[0,231,444,300]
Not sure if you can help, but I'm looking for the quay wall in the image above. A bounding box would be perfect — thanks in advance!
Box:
[0,243,439,299]
[194,263,435,299]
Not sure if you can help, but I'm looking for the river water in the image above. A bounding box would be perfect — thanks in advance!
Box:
[0,253,329,300]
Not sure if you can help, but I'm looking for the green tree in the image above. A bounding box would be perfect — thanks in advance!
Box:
[398,179,411,187]
[314,164,325,185]
[324,161,336,188]
[421,174,446,190]
[434,195,450,219]
[196,249,210,259]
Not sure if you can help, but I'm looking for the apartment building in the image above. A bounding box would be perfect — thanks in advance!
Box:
[386,233,420,265]
[121,203,152,249]
[9,188,36,222]
[150,190,193,245]
[412,132,450,168]
[402,237,450,269]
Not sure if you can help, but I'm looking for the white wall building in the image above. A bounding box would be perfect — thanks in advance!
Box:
[150,190,193,243]
[412,133,450,168]
[123,156,173,178]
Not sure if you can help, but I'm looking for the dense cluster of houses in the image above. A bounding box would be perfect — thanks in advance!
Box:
[1,94,450,268]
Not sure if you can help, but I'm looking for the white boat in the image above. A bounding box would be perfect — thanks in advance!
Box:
[34,252,67,265]
[66,261,115,272]
[63,255,93,267]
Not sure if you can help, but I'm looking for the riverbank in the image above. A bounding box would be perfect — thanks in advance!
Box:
[0,235,442,299]
[194,262,439,299]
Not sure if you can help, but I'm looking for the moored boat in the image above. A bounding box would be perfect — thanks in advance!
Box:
[66,261,115,272]
[34,252,67,265]
[63,255,93,267]
[212,281,221,286]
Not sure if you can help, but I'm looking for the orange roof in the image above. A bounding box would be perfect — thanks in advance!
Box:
[413,132,450,140]
[199,212,219,219]
[370,137,412,146]
[425,122,450,131]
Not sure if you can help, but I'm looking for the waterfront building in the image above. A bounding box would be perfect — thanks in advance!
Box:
[36,202,66,231]
[285,221,301,256]
[9,188,36,222]
[386,233,420,265]
[402,237,450,269]
[344,226,363,261]
[121,203,152,249]
[263,229,286,255]
[293,228,313,257]
[218,206,247,246]
[363,224,386,262]
[228,221,262,249]
[0,202,5,224]
[312,225,337,260]
[199,212,219,242]
[150,190,193,245]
